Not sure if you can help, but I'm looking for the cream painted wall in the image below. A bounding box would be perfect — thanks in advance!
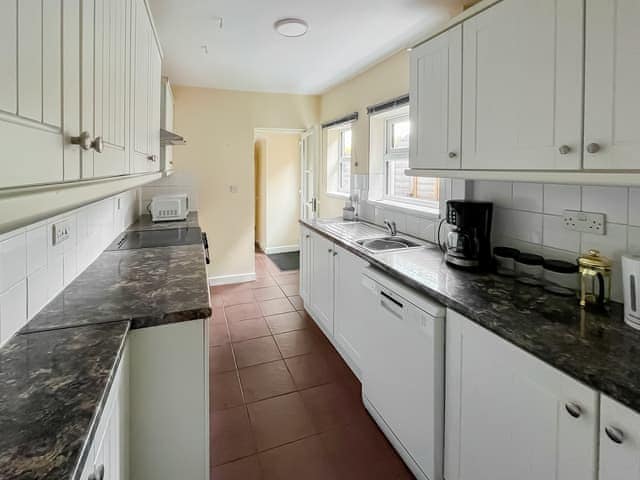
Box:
[172,86,319,281]
[255,132,301,253]
[318,51,410,217]
[254,139,267,250]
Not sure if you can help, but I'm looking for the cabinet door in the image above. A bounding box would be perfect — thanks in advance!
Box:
[462,0,584,170]
[131,0,160,174]
[333,245,368,376]
[584,0,640,169]
[149,44,162,168]
[599,395,640,480]
[308,232,334,336]
[131,0,152,173]
[445,310,598,480]
[409,25,462,169]
[299,227,312,305]
[81,0,131,178]
[0,0,80,188]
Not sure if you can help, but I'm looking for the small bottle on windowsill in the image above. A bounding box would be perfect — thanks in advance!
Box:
[343,200,355,221]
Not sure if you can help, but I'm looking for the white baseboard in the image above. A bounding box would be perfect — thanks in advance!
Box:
[263,245,300,255]
[208,272,256,286]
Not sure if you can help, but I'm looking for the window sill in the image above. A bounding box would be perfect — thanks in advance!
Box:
[325,191,349,200]
[367,199,440,220]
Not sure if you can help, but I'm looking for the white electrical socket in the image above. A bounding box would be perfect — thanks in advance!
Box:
[563,210,605,235]
[52,219,72,245]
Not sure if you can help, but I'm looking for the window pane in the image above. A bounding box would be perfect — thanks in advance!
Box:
[391,120,410,150]
[387,157,438,203]
[340,159,351,193]
[341,129,352,156]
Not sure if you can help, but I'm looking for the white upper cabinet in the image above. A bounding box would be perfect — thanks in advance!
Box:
[409,26,462,169]
[462,0,584,171]
[599,395,640,480]
[445,310,598,480]
[132,0,162,174]
[0,0,80,188]
[81,0,131,179]
[584,0,640,170]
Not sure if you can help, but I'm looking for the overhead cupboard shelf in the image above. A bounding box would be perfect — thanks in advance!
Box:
[408,0,640,185]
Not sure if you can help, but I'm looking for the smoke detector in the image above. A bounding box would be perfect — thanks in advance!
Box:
[274,18,309,37]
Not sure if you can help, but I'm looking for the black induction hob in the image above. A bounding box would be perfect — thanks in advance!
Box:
[106,227,203,251]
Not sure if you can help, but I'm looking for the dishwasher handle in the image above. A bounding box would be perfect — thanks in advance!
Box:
[380,290,404,319]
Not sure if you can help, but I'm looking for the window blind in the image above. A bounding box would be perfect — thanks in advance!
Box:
[366,94,410,115]
[321,112,358,129]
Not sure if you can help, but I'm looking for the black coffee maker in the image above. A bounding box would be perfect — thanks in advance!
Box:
[444,200,493,270]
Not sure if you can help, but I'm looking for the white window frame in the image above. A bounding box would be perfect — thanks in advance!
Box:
[382,113,439,210]
[337,127,352,195]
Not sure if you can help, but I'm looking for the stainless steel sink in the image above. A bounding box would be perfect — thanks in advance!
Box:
[356,236,423,253]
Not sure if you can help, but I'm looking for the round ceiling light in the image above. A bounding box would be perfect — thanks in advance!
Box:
[274,18,309,37]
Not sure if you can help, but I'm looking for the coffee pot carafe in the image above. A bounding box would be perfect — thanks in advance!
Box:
[578,249,612,307]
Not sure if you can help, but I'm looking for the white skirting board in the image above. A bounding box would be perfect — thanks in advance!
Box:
[208,272,256,286]
[263,245,300,254]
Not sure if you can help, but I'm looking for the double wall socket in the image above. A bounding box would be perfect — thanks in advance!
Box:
[563,210,605,235]
[52,219,72,245]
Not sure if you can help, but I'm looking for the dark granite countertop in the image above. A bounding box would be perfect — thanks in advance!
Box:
[20,244,212,334]
[127,212,200,231]
[302,218,640,413]
[0,322,129,480]
[1,211,212,479]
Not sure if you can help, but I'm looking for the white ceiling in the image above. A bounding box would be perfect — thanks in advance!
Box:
[147,0,462,95]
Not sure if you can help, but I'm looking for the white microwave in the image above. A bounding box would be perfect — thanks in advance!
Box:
[150,194,190,222]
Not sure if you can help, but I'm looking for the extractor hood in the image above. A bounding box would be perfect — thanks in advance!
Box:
[160,128,186,146]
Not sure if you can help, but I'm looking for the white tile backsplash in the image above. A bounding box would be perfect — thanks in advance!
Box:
[0,280,27,343]
[543,215,581,252]
[512,183,543,212]
[473,180,638,302]
[543,184,581,216]
[629,188,640,227]
[472,181,513,208]
[0,190,139,347]
[582,186,628,224]
[0,233,27,292]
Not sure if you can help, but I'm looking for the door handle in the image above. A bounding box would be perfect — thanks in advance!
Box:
[380,290,404,319]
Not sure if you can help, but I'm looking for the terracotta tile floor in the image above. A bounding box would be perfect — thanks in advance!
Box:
[209,251,415,480]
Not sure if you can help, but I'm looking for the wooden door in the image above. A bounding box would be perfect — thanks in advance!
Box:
[461,0,584,170]
[0,0,80,188]
[409,26,462,169]
[445,310,598,480]
[584,0,640,169]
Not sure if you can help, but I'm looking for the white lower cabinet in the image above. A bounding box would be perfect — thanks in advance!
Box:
[307,230,335,337]
[80,341,130,480]
[129,319,209,480]
[599,395,640,480]
[445,309,598,480]
[333,244,368,377]
[300,227,368,377]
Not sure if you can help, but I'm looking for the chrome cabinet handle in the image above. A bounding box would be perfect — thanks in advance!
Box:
[558,145,571,155]
[333,251,338,256]
[305,234,310,238]
[96,464,104,480]
[448,152,457,158]
[565,402,582,418]
[92,136,103,153]
[70,131,92,151]
[147,154,158,162]
[88,474,97,480]
[328,248,332,253]
[586,143,601,154]
[605,426,624,444]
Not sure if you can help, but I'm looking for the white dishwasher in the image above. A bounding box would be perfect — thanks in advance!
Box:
[361,266,445,480]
